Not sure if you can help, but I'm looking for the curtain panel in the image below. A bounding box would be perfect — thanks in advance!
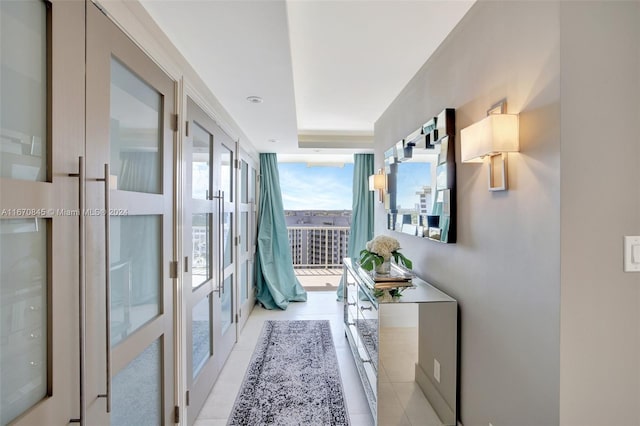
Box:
[336,153,374,300]
[255,153,307,310]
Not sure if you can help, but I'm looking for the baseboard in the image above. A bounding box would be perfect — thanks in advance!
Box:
[415,362,456,425]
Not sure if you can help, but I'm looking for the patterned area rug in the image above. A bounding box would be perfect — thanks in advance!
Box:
[227,320,350,426]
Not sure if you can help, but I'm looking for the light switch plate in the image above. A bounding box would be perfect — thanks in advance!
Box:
[624,236,640,272]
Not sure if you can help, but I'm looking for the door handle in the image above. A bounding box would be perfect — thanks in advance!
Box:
[220,190,225,295]
[68,156,86,425]
[96,164,111,412]
[212,190,224,296]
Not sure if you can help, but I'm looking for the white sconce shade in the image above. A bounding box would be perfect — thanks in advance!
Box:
[369,173,386,191]
[460,114,519,162]
[460,113,519,191]
[369,172,387,202]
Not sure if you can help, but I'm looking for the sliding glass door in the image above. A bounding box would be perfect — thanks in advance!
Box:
[85,2,176,424]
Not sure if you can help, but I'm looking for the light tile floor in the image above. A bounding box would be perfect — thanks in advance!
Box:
[378,328,443,426]
[194,291,375,426]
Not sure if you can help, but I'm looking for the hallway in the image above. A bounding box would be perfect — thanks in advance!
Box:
[194,292,374,426]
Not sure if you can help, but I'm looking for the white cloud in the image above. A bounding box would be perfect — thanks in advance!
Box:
[279,165,352,210]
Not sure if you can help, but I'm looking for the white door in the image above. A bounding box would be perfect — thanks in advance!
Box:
[0,1,84,424]
[215,130,237,363]
[236,151,258,332]
[184,98,221,424]
[84,3,176,424]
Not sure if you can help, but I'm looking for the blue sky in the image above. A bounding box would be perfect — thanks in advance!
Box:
[279,163,353,210]
[395,162,431,210]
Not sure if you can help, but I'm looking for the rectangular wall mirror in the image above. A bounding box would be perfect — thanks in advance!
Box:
[386,109,456,243]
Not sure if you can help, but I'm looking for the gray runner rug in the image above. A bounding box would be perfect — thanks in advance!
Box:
[227,320,350,425]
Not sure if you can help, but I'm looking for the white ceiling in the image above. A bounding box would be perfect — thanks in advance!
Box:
[140,0,474,160]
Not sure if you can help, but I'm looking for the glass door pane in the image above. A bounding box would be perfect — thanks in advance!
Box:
[220,146,232,202]
[111,339,162,426]
[192,213,212,289]
[223,212,233,268]
[221,275,233,334]
[240,160,248,203]
[0,0,47,182]
[239,260,248,304]
[0,219,48,425]
[191,123,211,200]
[110,215,161,346]
[109,58,162,194]
[191,295,212,379]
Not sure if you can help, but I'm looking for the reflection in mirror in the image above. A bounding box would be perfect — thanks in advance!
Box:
[393,152,437,234]
[378,301,458,425]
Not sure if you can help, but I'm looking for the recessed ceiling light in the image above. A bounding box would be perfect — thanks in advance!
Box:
[268,139,278,143]
[246,96,263,104]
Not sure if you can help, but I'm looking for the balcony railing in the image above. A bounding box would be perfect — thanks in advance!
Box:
[287,226,350,270]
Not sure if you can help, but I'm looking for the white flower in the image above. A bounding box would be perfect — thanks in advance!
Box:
[367,235,400,260]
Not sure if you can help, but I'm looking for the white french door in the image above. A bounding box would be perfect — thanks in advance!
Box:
[84,2,176,425]
[183,98,218,424]
[183,98,237,425]
[235,150,258,332]
[215,126,237,365]
[0,1,84,424]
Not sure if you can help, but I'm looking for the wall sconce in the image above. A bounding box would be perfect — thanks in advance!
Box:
[369,169,387,203]
[461,104,519,191]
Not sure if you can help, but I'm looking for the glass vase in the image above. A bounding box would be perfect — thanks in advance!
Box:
[375,259,391,275]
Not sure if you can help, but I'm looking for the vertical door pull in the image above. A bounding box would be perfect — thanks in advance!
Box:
[212,190,224,296]
[68,156,86,425]
[220,190,225,295]
[96,164,112,413]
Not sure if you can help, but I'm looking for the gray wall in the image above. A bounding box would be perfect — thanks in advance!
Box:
[559,2,640,425]
[374,1,561,425]
[374,1,640,424]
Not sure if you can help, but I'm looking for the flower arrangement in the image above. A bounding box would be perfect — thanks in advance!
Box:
[359,235,412,271]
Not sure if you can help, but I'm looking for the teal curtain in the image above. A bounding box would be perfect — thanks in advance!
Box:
[255,153,307,310]
[337,154,374,300]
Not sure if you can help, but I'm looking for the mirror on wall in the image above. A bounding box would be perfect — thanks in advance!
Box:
[386,108,456,243]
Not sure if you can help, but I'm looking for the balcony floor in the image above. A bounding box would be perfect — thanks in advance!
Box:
[295,268,341,291]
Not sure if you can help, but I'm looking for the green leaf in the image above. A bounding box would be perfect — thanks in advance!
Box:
[359,250,384,271]
[395,252,413,269]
